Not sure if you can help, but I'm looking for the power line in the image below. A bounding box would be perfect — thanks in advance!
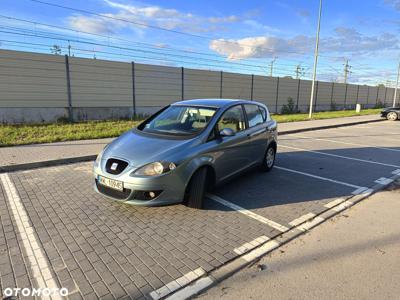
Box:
[0,38,299,75]
[0,21,312,72]
[0,14,287,64]
[0,14,373,71]
[0,30,281,72]
[28,0,317,57]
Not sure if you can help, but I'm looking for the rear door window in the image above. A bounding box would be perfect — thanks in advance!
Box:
[244,104,264,127]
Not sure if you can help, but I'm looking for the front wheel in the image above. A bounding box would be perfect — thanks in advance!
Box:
[387,112,398,121]
[185,168,207,209]
[260,144,276,172]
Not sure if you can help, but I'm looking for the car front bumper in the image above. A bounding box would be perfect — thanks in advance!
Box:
[93,162,187,206]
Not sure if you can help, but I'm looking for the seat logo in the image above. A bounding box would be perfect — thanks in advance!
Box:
[111,162,118,171]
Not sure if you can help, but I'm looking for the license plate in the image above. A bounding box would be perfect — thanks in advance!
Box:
[98,175,124,191]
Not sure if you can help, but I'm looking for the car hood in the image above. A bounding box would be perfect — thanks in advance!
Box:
[102,130,196,167]
[382,107,399,112]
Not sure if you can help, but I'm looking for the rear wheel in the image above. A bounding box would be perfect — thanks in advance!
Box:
[387,112,398,121]
[185,168,207,209]
[260,144,276,172]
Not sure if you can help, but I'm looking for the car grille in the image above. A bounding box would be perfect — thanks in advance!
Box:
[95,180,131,200]
[105,158,129,175]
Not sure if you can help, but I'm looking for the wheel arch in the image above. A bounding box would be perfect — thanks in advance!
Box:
[184,160,216,194]
[269,140,277,151]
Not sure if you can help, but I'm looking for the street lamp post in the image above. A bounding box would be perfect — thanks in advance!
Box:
[393,62,400,108]
[308,0,323,119]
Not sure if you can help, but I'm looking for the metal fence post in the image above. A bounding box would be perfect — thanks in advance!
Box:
[344,83,348,110]
[355,85,360,105]
[275,77,280,113]
[64,55,73,122]
[250,74,254,100]
[383,86,388,107]
[181,67,184,101]
[330,82,335,110]
[376,86,380,107]
[366,86,370,108]
[131,62,136,119]
[220,71,223,98]
[296,79,301,112]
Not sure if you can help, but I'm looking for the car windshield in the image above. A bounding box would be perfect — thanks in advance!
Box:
[141,105,217,136]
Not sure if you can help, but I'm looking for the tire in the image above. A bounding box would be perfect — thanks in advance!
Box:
[186,168,207,209]
[387,112,398,121]
[260,144,276,172]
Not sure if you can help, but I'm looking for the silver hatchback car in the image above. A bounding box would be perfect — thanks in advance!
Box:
[93,99,277,208]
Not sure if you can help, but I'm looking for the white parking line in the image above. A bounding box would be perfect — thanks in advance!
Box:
[275,166,363,189]
[0,173,62,300]
[241,239,280,262]
[206,194,289,232]
[375,177,394,185]
[233,236,270,255]
[327,200,354,212]
[324,198,347,209]
[296,216,325,232]
[292,134,400,153]
[289,212,316,227]
[392,169,400,175]
[150,267,206,300]
[279,144,400,169]
[165,277,214,300]
[352,187,373,196]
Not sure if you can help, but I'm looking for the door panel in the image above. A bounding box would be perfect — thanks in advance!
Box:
[210,105,252,181]
[243,104,269,164]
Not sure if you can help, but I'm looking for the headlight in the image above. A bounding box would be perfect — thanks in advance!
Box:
[95,147,107,165]
[95,152,102,165]
[132,161,176,176]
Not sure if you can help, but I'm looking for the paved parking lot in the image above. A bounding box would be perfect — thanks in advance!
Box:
[0,121,399,299]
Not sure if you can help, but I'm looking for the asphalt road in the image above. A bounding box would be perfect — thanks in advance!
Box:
[0,121,399,299]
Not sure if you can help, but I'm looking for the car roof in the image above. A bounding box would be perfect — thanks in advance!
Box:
[173,98,256,108]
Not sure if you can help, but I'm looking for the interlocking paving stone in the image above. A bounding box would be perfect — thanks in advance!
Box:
[0,163,279,299]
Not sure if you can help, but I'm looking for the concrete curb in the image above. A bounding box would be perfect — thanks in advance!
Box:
[163,171,400,300]
[0,117,384,173]
[279,117,384,135]
[0,155,97,173]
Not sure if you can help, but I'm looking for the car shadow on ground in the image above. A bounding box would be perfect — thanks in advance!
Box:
[202,146,400,212]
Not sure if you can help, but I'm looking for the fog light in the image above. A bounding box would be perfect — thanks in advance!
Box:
[133,190,162,200]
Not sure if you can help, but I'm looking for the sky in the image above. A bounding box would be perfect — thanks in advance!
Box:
[1,0,400,85]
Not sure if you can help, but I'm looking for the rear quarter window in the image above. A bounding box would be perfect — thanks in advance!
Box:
[258,106,268,121]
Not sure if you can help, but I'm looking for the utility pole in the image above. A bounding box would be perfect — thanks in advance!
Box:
[295,64,305,79]
[308,0,323,119]
[269,57,277,77]
[343,59,352,84]
[68,40,71,56]
[394,62,400,108]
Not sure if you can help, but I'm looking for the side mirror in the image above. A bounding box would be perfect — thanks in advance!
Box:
[219,128,235,137]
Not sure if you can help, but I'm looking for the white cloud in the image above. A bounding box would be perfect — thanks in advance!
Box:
[384,0,400,10]
[209,36,312,60]
[67,0,241,35]
[68,15,120,34]
[322,27,398,54]
[209,27,399,60]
